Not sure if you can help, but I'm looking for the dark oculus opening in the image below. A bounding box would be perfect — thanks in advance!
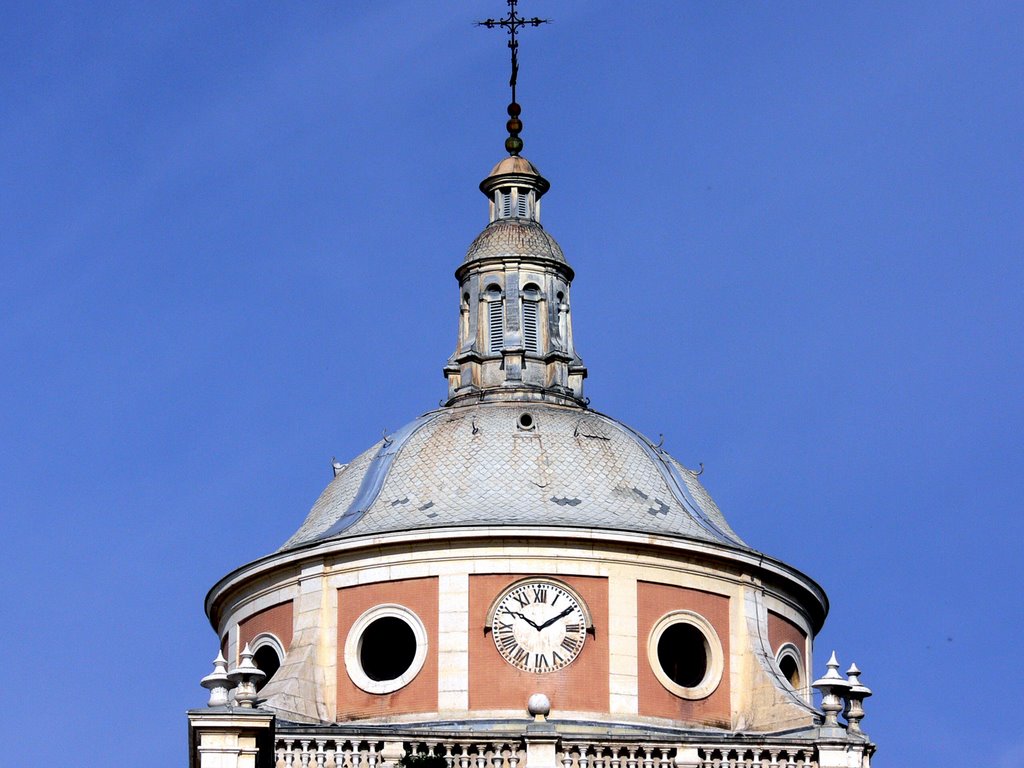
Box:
[657,623,708,689]
[360,617,417,682]
[253,645,281,691]
[780,653,801,688]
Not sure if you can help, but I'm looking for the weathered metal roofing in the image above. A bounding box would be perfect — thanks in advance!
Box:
[485,155,545,179]
[280,402,748,552]
[463,218,566,265]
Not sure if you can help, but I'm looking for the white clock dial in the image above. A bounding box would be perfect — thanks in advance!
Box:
[491,581,587,673]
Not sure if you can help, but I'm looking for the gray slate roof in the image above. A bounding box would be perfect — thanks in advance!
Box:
[280,402,748,552]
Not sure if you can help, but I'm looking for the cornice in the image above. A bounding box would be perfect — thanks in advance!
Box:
[205,526,828,633]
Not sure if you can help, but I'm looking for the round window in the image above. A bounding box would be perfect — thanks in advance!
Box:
[776,643,803,690]
[345,604,428,694]
[249,632,286,692]
[648,610,724,699]
[252,645,281,691]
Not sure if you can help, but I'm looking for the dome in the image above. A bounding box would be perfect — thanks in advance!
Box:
[478,153,551,198]
[463,218,566,265]
[485,155,545,179]
[280,401,748,553]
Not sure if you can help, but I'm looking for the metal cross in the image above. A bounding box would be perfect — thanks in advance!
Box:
[476,0,550,105]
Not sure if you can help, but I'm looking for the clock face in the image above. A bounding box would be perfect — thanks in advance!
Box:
[491,581,587,673]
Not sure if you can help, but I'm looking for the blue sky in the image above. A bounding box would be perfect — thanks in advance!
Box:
[2,2,1021,766]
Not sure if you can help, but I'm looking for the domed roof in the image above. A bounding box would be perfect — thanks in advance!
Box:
[280,402,748,553]
[463,218,566,265]
[478,153,551,198]
[485,155,544,179]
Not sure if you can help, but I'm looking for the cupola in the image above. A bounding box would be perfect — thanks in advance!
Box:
[480,155,550,223]
[444,156,586,406]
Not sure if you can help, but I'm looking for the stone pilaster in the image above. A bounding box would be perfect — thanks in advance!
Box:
[188,710,274,768]
[437,572,470,711]
[607,574,638,715]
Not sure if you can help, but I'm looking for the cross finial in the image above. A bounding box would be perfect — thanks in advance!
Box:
[476,0,550,155]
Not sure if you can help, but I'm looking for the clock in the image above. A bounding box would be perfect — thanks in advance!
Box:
[490,580,588,673]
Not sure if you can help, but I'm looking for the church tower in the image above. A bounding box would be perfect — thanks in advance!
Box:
[188,6,876,767]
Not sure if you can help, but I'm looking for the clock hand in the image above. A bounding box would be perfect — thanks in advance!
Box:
[503,610,542,630]
[536,606,574,631]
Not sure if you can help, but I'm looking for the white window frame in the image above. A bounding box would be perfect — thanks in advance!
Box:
[775,642,804,690]
[344,603,428,695]
[647,610,725,700]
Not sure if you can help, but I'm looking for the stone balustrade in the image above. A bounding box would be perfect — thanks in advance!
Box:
[693,748,816,768]
[269,736,822,768]
[274,739,383,768]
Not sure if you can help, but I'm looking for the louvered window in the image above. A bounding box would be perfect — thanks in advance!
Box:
[488,299,504,353]
[499,190,513,218]
[522,300,539,354]
[515,191,529,218]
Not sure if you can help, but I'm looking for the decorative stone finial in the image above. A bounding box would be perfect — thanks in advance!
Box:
[812,651,852,731]
[844,662,872,734]
[527,692,551,721]
[200,650,234,707]
[228,642,266,708]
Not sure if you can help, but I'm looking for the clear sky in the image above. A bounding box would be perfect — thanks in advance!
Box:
[2,2,1021,766]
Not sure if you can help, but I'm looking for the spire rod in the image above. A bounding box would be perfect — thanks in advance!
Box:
[476,0,550,155]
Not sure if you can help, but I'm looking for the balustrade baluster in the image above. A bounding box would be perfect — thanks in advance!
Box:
[580,745,592,768]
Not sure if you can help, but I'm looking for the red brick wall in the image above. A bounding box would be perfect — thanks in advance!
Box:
[767,610,807,687]
[636,582,730,726]
[337,577,439,719]
[767,611,806,656]
[238,601,293,659]
[469,574,609,713]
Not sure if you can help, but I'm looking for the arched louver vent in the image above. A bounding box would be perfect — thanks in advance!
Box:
[488,298,504,354]
[522,299,539,354]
